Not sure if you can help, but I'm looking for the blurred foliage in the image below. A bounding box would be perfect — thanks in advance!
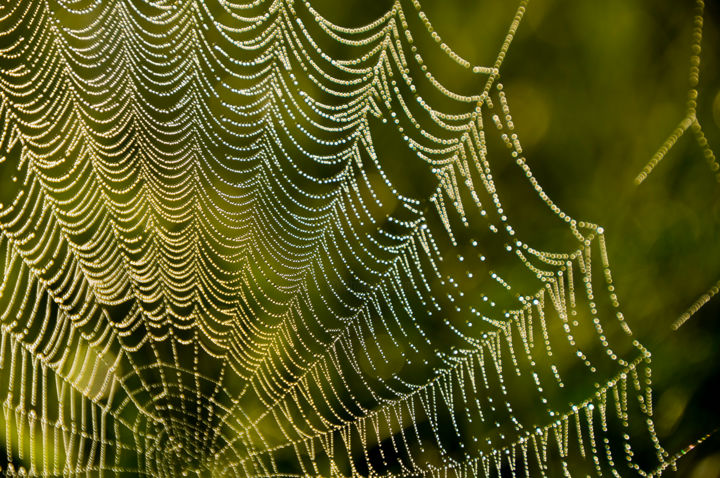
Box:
[314,0,720,474]
[0,0,718,475]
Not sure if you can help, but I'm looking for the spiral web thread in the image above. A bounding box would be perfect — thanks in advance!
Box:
[0,0,712,476]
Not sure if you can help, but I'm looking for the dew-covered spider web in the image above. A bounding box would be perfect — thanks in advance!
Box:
[0,0,717,476]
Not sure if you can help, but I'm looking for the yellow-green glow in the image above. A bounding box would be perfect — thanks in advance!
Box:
[0,0,717,476]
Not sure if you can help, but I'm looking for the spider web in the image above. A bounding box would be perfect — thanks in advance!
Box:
[0,0,713,476]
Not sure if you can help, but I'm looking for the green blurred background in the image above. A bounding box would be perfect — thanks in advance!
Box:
[1,0,719,475]
[314,0,720,475]
[445,0,720,475]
